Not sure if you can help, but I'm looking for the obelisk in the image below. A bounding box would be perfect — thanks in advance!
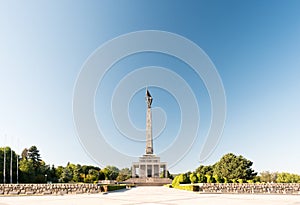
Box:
[145,88,153,154]
[129,88,170,182]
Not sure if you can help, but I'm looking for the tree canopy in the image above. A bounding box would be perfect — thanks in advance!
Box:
[172,153,258,185]
[213,153,257,181]
[3,146,300,184]
[1,145,134,183]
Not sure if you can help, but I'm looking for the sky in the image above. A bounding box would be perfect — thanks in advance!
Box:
[0,0,300,174]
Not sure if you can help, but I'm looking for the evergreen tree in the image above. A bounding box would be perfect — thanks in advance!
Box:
[213,153,257,181]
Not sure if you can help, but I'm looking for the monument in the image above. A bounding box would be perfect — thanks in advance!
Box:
[128,88,171,185]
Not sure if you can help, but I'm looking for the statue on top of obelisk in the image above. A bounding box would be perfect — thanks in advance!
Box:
[145,88,153,154]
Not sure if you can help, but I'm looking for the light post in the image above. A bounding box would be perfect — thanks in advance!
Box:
[45,174,47,183]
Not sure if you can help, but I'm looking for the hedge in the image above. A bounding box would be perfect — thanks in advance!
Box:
[173,185,199,192]
[107,185,127,191]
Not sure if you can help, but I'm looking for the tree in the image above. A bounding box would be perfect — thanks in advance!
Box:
[27,146,41,168]
[102,166,119,180]
[196,173,207,183]
[84,169,99,183]
[178,173,190,184]
[59,166,73,183]
[71,164,82,182]
[81,165,100,179]
[195,165,214,176]
[168,171,174,180]
[55,166,64,181]
[276,172,300,183]
[213,153,257,181]
[98,170,105,180]
[48,165,58,183]
[21,148,28,159]
[19,158,35,183]
[205,174,216,183]
[160,170,174,179]
[260,171,277,183]
[213,175,224,183]
[35,160,49,182]
[189,173,198,184]
[116,168,131,182]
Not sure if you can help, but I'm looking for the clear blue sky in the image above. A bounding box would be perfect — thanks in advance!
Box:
[0,0,300,174]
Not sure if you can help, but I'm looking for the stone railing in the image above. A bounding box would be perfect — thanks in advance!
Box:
[0,183,107,196]
[192,183,300,194]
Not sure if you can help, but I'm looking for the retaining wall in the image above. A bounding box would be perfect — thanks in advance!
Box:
[0,183,107,196]
[191,183,300,194]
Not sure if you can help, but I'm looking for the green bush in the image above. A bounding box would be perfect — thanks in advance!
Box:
[213,175,224,183]
[172,176,180,187]
[276,172,300,183]
[189,173,198,184]
[107,185,126,191]
[196,173,207,183]
[172,173,191,187]
[178,173,190,184]
[206,175,216,183]
[174,185,194,191]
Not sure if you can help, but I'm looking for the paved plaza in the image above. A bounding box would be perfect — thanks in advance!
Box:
[1,186,300,205]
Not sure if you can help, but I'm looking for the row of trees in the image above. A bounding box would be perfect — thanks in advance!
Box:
[173,153,257,186]
[52,164,131,183]
[2,147,300,184]
[260,171,300,183]
[0,146,132,183]
[172,153,300,187]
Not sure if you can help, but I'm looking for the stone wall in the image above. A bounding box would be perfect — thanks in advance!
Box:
[2,183,300,195]
[0,183,107,196]
[193,183,300,194]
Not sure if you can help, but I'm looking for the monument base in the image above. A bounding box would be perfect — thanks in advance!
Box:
[132,155,168,178]
[124,177,172,186]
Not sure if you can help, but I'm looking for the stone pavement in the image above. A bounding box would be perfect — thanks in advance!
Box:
[1,186,300,205]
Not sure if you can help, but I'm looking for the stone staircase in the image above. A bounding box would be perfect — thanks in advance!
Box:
[124,178,172,186]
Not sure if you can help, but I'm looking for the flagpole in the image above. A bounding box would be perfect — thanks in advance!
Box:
[17,138,19,184]
[10,146,12,184]
[3,134,6,184]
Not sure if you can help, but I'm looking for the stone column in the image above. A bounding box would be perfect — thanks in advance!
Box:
[164,165,167,178]
[140,164,144,178]
[152,164,154,178]
[132,165,135,178]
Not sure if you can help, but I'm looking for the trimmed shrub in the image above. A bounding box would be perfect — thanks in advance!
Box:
[174,184,199,192]
[206,175,216,183]
[213,175,224,183]
[172,176,180,187]
[197,173,207,183]
[107,185,126,191]
[189,173,198,184]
